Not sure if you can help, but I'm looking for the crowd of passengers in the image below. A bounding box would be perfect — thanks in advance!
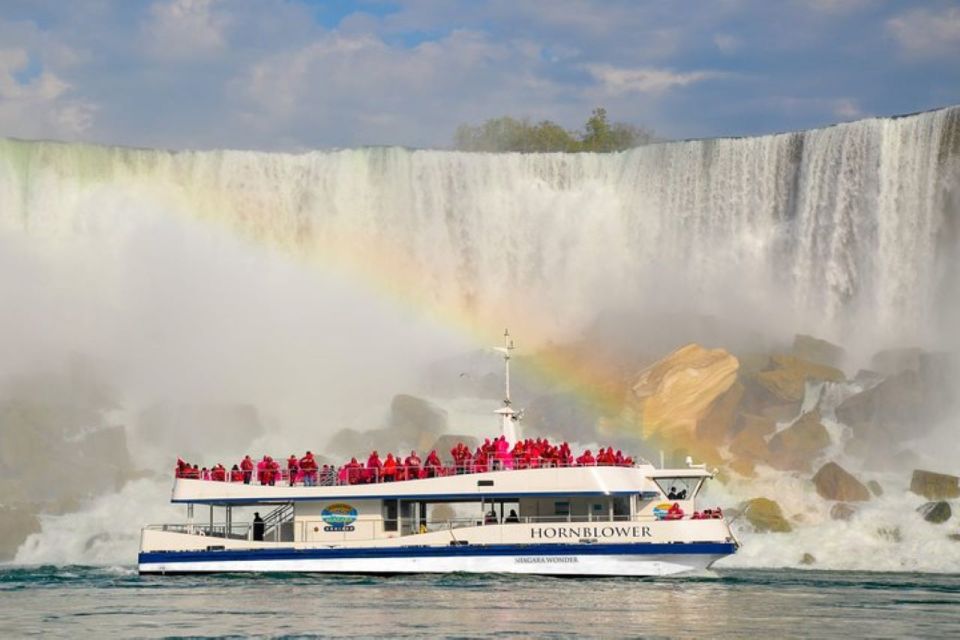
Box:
[174,435,637,487]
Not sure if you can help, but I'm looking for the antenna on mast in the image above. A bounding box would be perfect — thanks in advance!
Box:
[493,328,521,444]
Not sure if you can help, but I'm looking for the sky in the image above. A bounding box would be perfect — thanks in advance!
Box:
[0,0,958,151]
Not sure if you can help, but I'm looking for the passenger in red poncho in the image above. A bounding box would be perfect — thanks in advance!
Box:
[230,464,244,483]
[366,451,383,483]
[576,449,595,466]
[211,463,226,482]
[344,457,361,485]
[241,455,254,484]
[267,456,280,486]
[287,454,299,486]
[404,451,422,480]
[425,450,441,478]
[382,453,397,482]
[300,451,318,486]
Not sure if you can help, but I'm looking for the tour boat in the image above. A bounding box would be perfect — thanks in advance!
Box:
[138,332,738,576]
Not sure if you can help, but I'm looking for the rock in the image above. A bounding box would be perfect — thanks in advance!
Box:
[836,371,922,441]
[389,395,447,440]
[729,457,756,477]
[630,344,739,463]
[877,527,902,543]
[0,503,41,562]
[800,552,816,565]
[767,410,832,472]
[792,334,845,369]
[948,533,960,542]
[697,381,745,444]
[918,501,952,524]
[429,434,480,458]
[830,503,857,521]
[871,347,924,375]
[867,480,884,497]
[910,470,960,500]
[743,497,792,533]
[728,414,775,460]
[754,355,845,404]
[853,369,885,388]
[813,462,871,502]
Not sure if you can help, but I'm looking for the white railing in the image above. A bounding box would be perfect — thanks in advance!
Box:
[175,458,646,488]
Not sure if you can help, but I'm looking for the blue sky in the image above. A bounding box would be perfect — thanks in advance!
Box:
[1,0,958,150]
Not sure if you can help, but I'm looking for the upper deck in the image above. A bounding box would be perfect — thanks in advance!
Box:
[171,464,714,505]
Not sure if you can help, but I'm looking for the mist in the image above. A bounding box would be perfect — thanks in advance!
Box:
[1,105,959,566]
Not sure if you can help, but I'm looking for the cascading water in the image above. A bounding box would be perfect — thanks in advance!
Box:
[1,106,958,567]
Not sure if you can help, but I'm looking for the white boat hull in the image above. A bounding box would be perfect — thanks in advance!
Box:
[139,542,735,576]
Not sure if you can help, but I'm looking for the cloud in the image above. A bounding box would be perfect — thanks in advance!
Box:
[803,0,873,15]
[887,7,960,59]
[713,34,741,54]
[584,64,721,96]
[0,48,96,138]
[142,0,229,60]
[832,98,863,119]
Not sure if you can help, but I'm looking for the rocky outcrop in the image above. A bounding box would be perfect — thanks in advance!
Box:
[327,395,448,457]
[910,470,960,500]
[813,462,870,502]
[871,347,924,375]
[630,344,739,463]
[754,355,845,404]
[792,334,845,369]
[867,480,884,497]
[430,434,479,456]
[767,410,831,471]
[918,501,952,524]
[836,371,923,443]
[389,394,448,451]
[743,497,792,533]
[830,503,857,521]
[800,552,816,565]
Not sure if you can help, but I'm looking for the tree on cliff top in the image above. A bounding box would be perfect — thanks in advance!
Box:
[453,108,655,152]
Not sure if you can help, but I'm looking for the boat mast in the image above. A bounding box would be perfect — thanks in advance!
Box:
[495,329,520,444]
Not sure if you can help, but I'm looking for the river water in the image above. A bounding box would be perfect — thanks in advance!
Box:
[1,566,958,638]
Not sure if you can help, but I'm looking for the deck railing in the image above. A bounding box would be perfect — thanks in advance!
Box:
[177,459,647,488]
[145,511,724,544]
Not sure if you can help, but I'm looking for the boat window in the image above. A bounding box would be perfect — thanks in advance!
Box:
[553,501,570,517]
[653,477,702,500]
[383,501,398,532]
[613,496,631,520]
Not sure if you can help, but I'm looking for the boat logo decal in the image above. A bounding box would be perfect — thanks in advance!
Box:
[322,503,358,532]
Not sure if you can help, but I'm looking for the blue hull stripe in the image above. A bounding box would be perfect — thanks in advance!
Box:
[139,542,735,565]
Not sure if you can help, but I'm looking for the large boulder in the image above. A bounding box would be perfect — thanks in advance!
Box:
[813,462,870,502]
[754,355,845,404]
[870,347,924,375]
[836,371,923,442]
[729,414,776,461]
[830,503,857,521]
[389,395,447,438]
[910,470,960,500]
[792,334,845,369]
[630,344,739,463]
[767,410,832,471]
[743,497,792,533]
[429,434,480,459]
[918,501,952,524]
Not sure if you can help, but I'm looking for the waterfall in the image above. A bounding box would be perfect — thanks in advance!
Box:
[2,106,957,352]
